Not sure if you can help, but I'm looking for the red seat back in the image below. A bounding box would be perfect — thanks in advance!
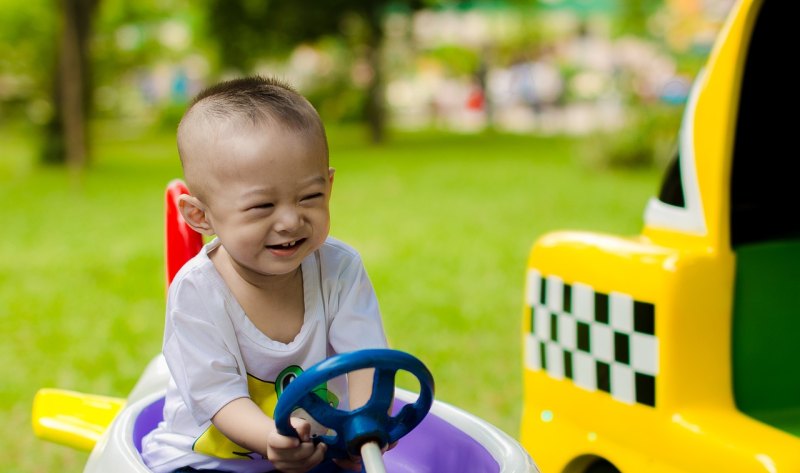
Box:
[165,179,204,286]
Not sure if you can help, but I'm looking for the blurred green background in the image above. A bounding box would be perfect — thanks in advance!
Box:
[1,0,733,471]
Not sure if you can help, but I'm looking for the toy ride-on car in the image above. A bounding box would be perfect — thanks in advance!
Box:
[518,0,799,472]
[32,180,539,473]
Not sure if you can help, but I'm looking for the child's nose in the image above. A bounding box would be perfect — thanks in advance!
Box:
[274,206,302,232]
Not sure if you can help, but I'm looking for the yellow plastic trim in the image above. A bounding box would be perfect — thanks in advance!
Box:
[32,388,126,452]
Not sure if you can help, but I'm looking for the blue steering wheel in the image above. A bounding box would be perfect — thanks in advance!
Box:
[273,349,435,460]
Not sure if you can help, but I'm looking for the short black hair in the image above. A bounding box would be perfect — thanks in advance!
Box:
[176,76,329,200]
[187,75,324,134]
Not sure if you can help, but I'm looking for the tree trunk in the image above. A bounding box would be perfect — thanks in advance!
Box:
[364,5,385,144]
[43,0,97,168]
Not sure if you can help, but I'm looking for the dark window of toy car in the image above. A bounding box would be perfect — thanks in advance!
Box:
[657,150,685,208]
[730,0,797,247]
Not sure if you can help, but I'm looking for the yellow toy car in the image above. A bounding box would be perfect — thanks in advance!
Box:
[519,0,798,471]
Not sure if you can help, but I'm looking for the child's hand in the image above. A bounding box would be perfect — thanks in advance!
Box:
[332,440,397,472]
[266,417,326,473]
[332,455,362,472]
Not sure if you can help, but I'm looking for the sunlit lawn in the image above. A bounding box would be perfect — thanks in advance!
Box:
[1,120,661,473]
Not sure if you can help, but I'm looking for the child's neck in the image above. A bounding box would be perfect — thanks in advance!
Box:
[212,247,306,343]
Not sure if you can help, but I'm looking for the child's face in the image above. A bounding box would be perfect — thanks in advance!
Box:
[199,124,332,279]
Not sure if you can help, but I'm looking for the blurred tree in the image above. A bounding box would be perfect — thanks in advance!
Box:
[43,0,100,168]
[206,0,426,144]
[617,0,662,37]
[0,0,57,122]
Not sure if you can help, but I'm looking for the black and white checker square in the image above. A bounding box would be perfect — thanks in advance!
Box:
[525,269,658,407]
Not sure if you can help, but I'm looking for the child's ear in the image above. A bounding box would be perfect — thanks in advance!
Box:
[328,167,335,186]
[178,195,215,236]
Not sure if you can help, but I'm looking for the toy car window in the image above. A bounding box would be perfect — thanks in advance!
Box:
[657,149,685,208]
[730,0,797,247]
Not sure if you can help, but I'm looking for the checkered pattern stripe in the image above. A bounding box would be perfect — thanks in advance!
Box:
[525,269,658,407]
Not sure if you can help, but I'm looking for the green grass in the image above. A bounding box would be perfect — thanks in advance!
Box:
[0,122,661,473]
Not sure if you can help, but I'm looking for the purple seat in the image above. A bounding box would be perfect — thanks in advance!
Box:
[133,397,499,472]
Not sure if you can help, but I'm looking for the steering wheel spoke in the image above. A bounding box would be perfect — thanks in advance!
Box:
[296,392,348,426]
[388,403,423,439]
[366,368,397,413]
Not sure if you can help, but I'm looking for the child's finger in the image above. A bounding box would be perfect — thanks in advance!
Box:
[309,442,327,464]
[267,430,301,449]
[289,416,312,442]
[270,441,327,473]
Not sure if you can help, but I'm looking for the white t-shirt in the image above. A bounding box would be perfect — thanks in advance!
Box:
[141,237,388,473]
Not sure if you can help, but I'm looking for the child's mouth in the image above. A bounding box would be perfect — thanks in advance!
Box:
[266,239,306,251]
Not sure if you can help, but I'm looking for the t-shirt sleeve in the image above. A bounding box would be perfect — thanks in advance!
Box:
[327,251,389,354]
[163,275,249,425]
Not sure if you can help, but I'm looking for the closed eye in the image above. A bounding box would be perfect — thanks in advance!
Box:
[250,202,274,210]
[301,193,324,201]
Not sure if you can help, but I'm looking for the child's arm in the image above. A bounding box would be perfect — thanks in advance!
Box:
[212,397,326,473]
[348,368,376,409]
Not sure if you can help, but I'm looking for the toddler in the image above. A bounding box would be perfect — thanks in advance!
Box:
[141,76,388,473]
